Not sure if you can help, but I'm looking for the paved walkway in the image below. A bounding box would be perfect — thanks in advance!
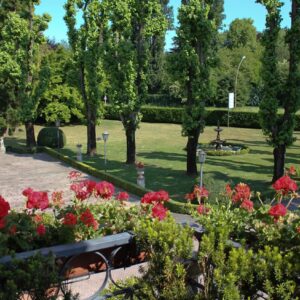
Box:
[0,152,141,209]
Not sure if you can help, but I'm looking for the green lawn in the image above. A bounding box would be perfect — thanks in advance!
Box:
[6,120,300,202]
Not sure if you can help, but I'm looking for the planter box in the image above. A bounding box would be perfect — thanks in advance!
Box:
[0,232,146,299]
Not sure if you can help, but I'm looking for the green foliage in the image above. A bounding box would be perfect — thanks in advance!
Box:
[132,216,194,300]
[38,43,84,124]
[0,116,7,136]
[37,127,66,148]
[0,254,61,300]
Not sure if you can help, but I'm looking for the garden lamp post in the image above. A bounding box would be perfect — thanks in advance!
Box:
[102,131,109,172]
[198,149,206,188]
[234,56,246,108]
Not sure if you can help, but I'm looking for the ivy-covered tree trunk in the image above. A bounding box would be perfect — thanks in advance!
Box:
[25,121,36,148]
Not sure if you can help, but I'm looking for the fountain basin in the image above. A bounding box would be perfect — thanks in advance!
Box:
[197,143,250,156]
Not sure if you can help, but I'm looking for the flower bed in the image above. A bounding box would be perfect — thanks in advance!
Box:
[0,171,171,299]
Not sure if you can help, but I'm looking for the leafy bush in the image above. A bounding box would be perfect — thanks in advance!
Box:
[37,127,66,148]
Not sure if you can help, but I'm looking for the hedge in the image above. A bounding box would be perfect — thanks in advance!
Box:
[104,105,300,130]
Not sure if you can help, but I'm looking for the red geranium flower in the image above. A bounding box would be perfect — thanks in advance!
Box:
[185,193,195,202]
[272,175,298,195]
[70,181,93,201]
[240,199,254,212]
[268,203,287,221]
[296,226,300,234]
[193,186,209,201]
[63,213,77,226]
[0,218,6,229]
[288,165,297,176]
[25,189,49,211]
[0,195,10,218]
[36,224,46,236]
[141,190,169,205]
[80,209,98,230]
[232,183,251,203]
[68,170,82,180]
[152,203,168,221]
[116,192,129,202]
[95,181,114,199]
[197,204,210,215]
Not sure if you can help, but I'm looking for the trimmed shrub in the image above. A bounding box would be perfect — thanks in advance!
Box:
[37,127,66,148]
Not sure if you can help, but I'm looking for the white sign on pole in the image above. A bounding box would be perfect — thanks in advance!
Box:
[228,93,234,109]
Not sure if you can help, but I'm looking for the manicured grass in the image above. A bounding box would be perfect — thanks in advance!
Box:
[6,120,300,202]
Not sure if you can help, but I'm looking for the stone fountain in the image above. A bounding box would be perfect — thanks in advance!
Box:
[210,122,226,150]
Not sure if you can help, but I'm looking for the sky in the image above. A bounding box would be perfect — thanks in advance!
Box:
[35,0,291,50]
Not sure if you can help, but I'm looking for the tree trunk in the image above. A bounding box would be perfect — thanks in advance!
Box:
[272,144,286,183]
[125,127,136,164]
[25,121,36,148]
[186,129,200,176]
[87,106,97,156]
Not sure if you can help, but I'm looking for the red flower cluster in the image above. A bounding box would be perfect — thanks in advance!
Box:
[95,181,115,199]
[80,209,98,230]
[152,203,168,221]
[232,183,251,203]
[141,190,169,221]
[63,212,78,226]
[68,170,82,180]
[116,191,129,202]
[197,204,210,215]
[141,190,169,205]
[185,186,209,203]
[226,183,254,213]
[268,203,287,221]
[23,188,49,211]
[0,196,10,229]
[240,199,254,212]
[272,175,298,195]
[70,180,96,201]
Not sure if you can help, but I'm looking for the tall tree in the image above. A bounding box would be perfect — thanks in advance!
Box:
[106,0,167,164]
[64,0,108,156]
[258,0,300,182]
[0,0,50,147]
[173,0,224,175]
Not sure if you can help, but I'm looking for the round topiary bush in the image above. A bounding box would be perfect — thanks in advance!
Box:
[37,127,66,149]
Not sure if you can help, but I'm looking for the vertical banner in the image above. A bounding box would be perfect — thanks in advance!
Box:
[228,93,235,127]
[228,92,234,109]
